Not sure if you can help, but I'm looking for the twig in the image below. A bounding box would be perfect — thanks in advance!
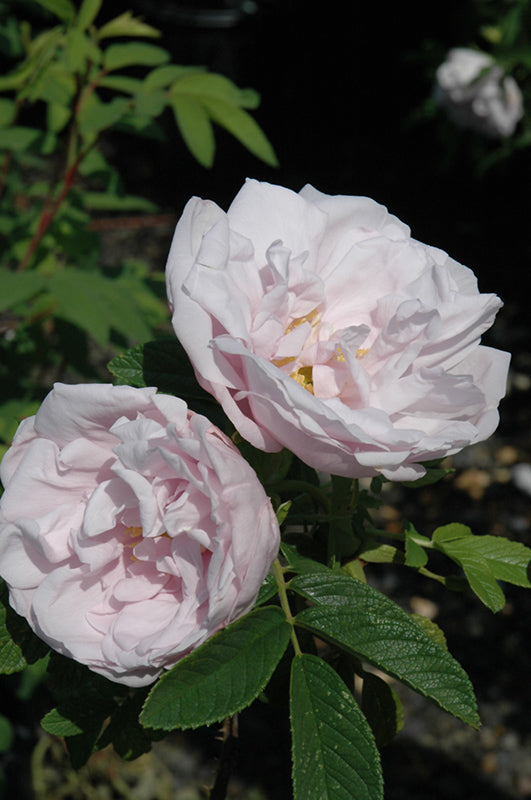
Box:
[209,715,238,800]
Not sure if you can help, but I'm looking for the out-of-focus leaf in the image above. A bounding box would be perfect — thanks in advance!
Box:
[78,95,130,138]
[104,42,169,72]
[0,127,42,151]
[361,672,404,749]
[169,94,215,167]
[81,191,157,212]
[143,64,204,91]
[203,97,278,166]
[76,0,103,31]
[33,0,75,23]
[97,11,161,40]
[0,270,46,311]
[0,99,16,128]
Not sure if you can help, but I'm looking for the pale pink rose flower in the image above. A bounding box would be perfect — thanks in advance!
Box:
[0,383,280,687]
[435,47,524,138]
[166,179,510,482]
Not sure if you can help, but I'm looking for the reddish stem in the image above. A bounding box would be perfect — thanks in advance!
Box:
[16,150,85,272]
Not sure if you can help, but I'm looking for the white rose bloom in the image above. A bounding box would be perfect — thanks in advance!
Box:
[435,47,524,138]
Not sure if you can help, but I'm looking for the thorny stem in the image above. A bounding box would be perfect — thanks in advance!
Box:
[209,716,238,800]
[272,558,301,656]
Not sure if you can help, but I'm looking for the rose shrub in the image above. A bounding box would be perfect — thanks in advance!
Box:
[0,383,280,686]
[434,47,524,138]
[166,179,510,482]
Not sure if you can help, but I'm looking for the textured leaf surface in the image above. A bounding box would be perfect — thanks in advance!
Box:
[140,607,291,731]
[0,582,49,674]
[290,654,383,800]
[291,573,480,727]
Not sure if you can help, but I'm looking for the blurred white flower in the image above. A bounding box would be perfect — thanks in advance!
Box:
[435,47,524,138]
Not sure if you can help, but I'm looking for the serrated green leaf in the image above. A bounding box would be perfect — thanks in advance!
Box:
[434,538,506,612]
[45,653,127,768]
[97,11,161,40]
[97,690,164,761]
[108,340,218,413]
[76,0,103,31]
[0,98,16,128]
[411,614,448,650]
[357,542,403,564]
[41,707,84,737]
[432,523,472,544]
[291,573,480,727]
[170,94,215,167]
[104,42,169,72]
[140,606,291,731]
[204,98,278,166]
[280,543,331,575]
[255,573,278,606]
[33,0,75,23]
[290,654,383,800]
[361,672,404,749]
[0,127,42,151]
[0,582,49,674]
[0,269,46,312]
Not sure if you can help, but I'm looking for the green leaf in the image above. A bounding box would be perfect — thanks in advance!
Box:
[0,269,46,312]
[0,715,14,754]
[0,582,49,675]
[97,690,164,761]
[33,0,76,23]
[81,191,157,212]
[97,11,161,40]
[170,94,215,167]
[172,72,259,107]
[140,606,291,731]
[202,98,278,166]
[0,127,42,151]
[108,339,220,419]
[40,707,84,737]
[45,653,127,768]
[47,101,71,133]
[434,538,506,612]
[280,543,331,576]
[143,65,204,92]
[98,75,143,95]
[76,0,103,31]
[361,672,404,748]
[290,654,383,800]
[432,523,472,544]
[104,42,169,72]
[78,96,130,138]
[49,269,153,345]
[291,573,480,727]
[0,99,16,128]
[404,522,429,568]
[255,573,278,606]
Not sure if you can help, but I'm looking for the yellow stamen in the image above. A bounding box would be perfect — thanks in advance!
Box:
[285,308,320,335]
[356,347,370,359]
[290,365,314,394]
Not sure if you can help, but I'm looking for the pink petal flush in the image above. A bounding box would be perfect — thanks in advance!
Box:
[166,179,510,482]
[0,383,280,686]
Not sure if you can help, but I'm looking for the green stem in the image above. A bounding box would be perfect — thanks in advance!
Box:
[272,558,301,656]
